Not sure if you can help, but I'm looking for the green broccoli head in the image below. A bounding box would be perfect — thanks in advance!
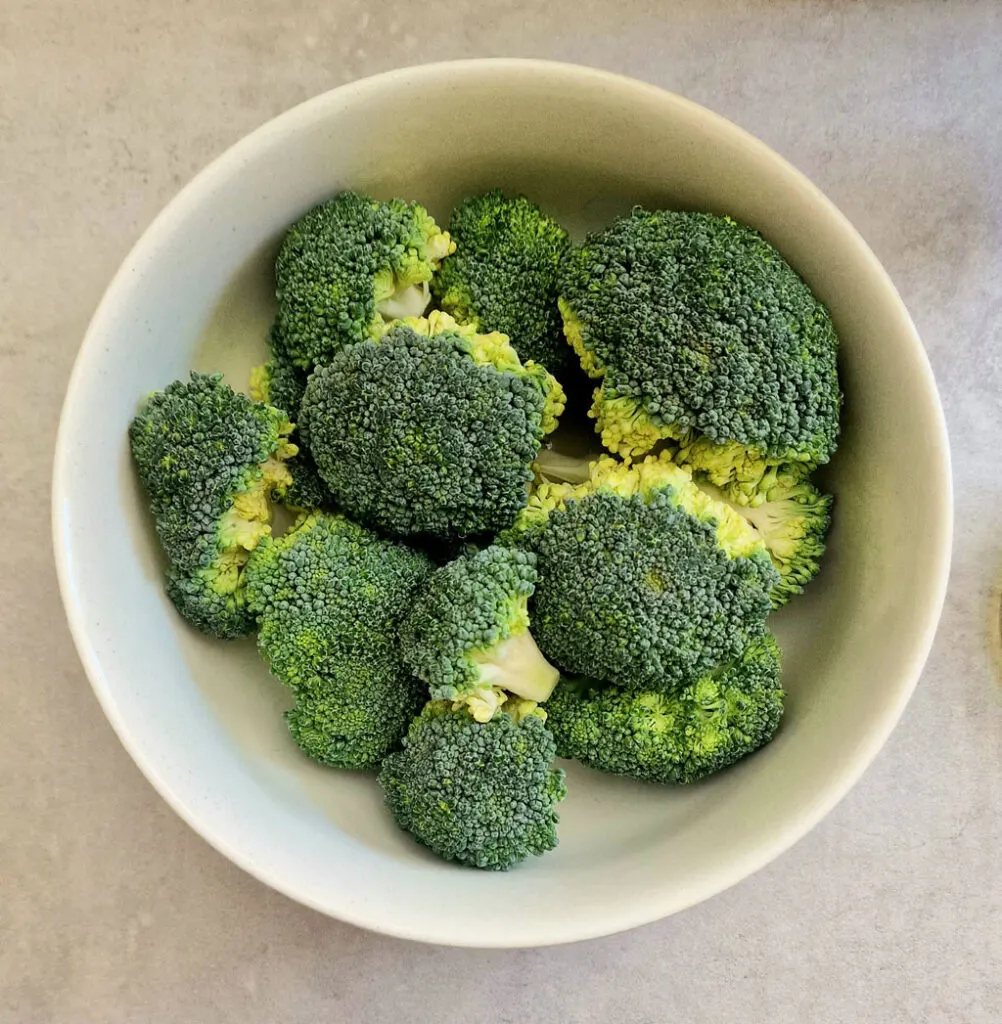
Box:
[243,512,434,769]
[696,469,834,607]
[249,348,336,512]
[508,453,779,692]
[559,209,841,486]
[400,544,559,721]
[378,701,566,870]
[273,192,454,370]
[299,312,565,539]
[431,191,572,372]
[129,372,296,638]
[547,633,784,784]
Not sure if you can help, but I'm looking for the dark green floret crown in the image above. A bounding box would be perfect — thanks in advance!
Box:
[400,544,558,720]
[273,191,452,370]
[244,512,433,769]
[432,190,572,371]
[559,208,841,470]
[379,701,566,870]
[509,455,779,692]
[401,545,535,696]
[300,323,557,538]
[129,371,292,571]
[129,371,295,638]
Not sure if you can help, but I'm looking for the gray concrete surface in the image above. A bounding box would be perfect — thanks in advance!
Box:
[2,1,1001,1021]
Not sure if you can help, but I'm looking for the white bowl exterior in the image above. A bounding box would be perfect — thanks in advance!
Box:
[52,60,951,947]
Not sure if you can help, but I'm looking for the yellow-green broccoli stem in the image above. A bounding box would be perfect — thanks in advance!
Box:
[249,353,337,512]
[217,447,296,552]
[373,229,457,325]
[464,629,560,721]
[532,447,599,486]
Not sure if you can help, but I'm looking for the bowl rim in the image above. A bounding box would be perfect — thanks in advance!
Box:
[51,57,953,947]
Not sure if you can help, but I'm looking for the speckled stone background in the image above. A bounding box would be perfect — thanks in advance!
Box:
[3,2,1001,1021]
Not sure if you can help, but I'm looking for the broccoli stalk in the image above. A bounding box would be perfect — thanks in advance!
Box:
[471,631,558,706]
[532,446,598,485]
[371,212,454,320]
[695,470,833,607]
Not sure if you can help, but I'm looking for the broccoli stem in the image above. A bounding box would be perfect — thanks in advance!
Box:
[472,629,560,705]
[376,281,432,321]
[533,447,596,485]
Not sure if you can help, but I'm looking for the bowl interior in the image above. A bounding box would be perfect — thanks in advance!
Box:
[53,61,951,946]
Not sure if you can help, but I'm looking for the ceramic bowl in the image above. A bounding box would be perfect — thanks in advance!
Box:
[52,60,952,947]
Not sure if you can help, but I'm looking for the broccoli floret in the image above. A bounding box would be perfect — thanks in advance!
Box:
[696,470,833,607]
[379,701,566,870]
[431,191,572,372]
[507,453,779,692]
[249,348,335,512]
[400,545,559,722]
[546,634,784,784]
[559,209,841,487]
[129,372,296,638]
[299,311,565,539]
[243,512,433,769]
[273,192,454,370]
